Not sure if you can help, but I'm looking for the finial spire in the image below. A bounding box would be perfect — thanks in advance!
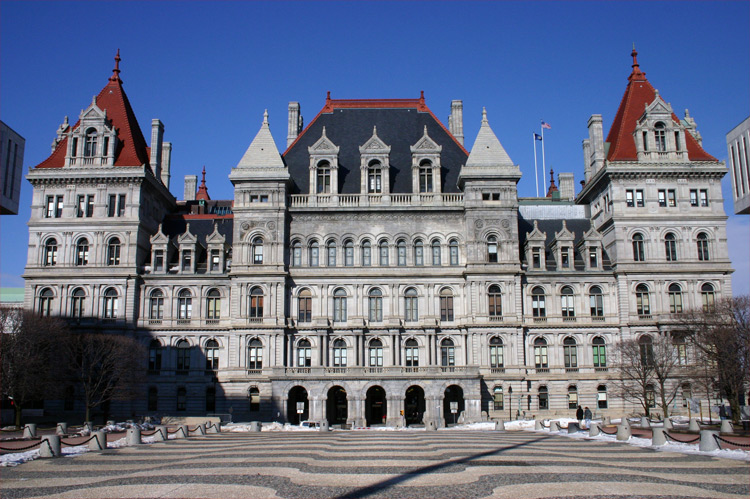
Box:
[482,107,488,124]
[628,44,646,81]
[109,49,121,82]
[263,109,269,125]
[326,91,331,102]
[420,90,425,103]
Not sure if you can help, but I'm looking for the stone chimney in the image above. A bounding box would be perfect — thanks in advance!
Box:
[587,114,605,176]
[450,100,464,145]
[150,119,164,179]
[582,139,592,182]
[161,142,172,190]
[287,102,303,147]
[558,172,575,201]
[184,175,197,201]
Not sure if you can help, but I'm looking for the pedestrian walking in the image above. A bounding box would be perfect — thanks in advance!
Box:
[583,407,592,429]
[576,405,583,426]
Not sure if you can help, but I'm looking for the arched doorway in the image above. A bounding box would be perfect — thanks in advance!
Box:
[287,386,308,424]
[443,385,464,425]
[405,385,425,426]
[327,386,348,425]
[365,386,387,426]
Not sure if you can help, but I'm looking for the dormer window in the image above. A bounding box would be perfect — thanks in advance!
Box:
[532,248,542,269]
[561,247,571,268]
[654,122,666,151]
[368,161,382,193]
[419,160,433,193]
[316,161,331,194]
[84,128,98,157]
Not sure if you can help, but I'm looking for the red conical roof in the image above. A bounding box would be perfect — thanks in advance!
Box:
[35,50,151,169]
[196,166,211,201]
[605,48,716,162]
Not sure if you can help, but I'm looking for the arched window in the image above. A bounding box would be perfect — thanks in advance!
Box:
[148,340,162,371]
[697,232,710,261]
[148,387,158,411]
[538,386,549,410]
[668,283,683,314]
[333,339,347,367]
[247,338,263,370]
[205,339,219,370]
[326,240,336,266]
[344,239,354,266]
[440,338,455,366]
[291,240,302,267]
[176,340,190,372]
[38,288,54,316]
[297,339,311,367]
[368,288,383,322]
[249,287,264,319]
[431,240,441,266]
[449,239,459,266]
[317,161,331,194]
[206,289,221,320]
[297,289,311,323]
[404,288,418,322]
[414,239,424,266]
[103,288,118,319]
[561,286,575,318]
[84,128,98,157]
[249,386,260,412]
[701,283,716,311]
[44,238,58,266]
[654,122,666,152]
[333,288,347,323]
[252,237,263,264]
[597,385,608,409]
[639,335,654,366]
[567,385,578,409]
[487,235,498,263]
[532,286,546,317]
[489,336,504,368]
[589,286,603,318]
[369,339,383,367]
[664,232,677,261]
[361,239,372,266]
[439,288,454,321]
[149,289,164,320]
[70,288,85,318]
[488,285,502,318]
[534,338,548,368]
[493,386,504,411]
[635,284,650,316]
[592,337,607,368]
[632,233,645,262]
[563,337,578,368]
[397,239,407,266]
[176,386,187,411]
[404,338,419,367]
[419,159,433,193]
[379,239,389,266]
[309,240,319,267]
[107,237,121,266]
[178,289,193,320]
[368,160,382,193]
[75,238,89,266]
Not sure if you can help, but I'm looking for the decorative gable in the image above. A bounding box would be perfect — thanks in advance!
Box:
[359,127,391,194]
[64,96,118,167]
[307,127,340,195]
[524,220,547,270]
[149,224,173,274]
[359,126,391,155]
[550,220,575,271]
[206,223,228,274]
[578,227,604,270]
[177,223,199,274]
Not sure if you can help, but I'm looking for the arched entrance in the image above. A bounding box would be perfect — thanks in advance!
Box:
[405,385,425,426]
[327,386,348,425]
[365,386,387,426]
[287,386,308,424]
[443,385,464,426]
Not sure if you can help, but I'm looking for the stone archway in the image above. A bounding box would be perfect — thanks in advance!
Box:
[405,385,426,426]
[326,386,348,425]
[443,384,465,426]
[365,386,387,426]
[287,386,308,424]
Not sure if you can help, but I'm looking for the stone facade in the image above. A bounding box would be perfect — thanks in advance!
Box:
[726,116,750,215]
[1,120,25,215]
[24,51,733,425]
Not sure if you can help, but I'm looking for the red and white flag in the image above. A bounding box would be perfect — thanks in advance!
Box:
[541,121,551,129]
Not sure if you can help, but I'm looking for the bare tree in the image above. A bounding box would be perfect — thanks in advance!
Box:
[61,331,146,422]
[0,309,68,428]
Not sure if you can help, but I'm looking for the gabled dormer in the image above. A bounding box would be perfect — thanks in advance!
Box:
[149,224,173,274]
[524,221,547,271]
[410,126,441,194]
[360,126,391,195]
[64,96,118,167]
[206,223,228,274]
[578,227,603,271]
[550,220,575,271]
[633,90,690,162]
[177,223,199,274]
[308,127,340,195]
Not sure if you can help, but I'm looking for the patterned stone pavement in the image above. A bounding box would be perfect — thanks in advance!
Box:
[1,430,748,499]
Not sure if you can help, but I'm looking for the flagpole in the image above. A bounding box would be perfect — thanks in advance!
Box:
[533,133,539,197]
[541,123,547,194]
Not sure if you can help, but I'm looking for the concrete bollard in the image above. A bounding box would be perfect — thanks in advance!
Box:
[153,426,167,441]
[699,430,720,452]
[176,425,189,439]
[551,421,561,432]
[603,416,611,426]
[250,421,261,432]
[40,435,61,457]
[616,424,631,441]
[589,423,600,437]
[620,417,630,428]
[534,420,543,430]
[83,421,94,433]
[56,422,68,435]
[640,416,650,428]
[196,423,206,436]
[663,418,673,430]
[23,423,37,438]
[127,427,142,446]
[89,430,106,450]
[495,420,505,431]
[688,418,701,432]
[651,427,666,446]
[425,420,437,431]
[568,422,580,433]
[720,420,733,434]
[319,421,329,432]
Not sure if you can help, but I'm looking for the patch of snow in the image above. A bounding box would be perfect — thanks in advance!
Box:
[0,449,39,467]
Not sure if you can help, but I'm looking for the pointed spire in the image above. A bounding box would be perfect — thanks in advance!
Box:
[196,166,211,201]
[419,90,425,104]
[482,107,488,124]
[235,110,285,169]
[546,169,559,197]
[109,49,122,82]
[464,107,516,169]
[629,44,645,81]
[263,109,269,125]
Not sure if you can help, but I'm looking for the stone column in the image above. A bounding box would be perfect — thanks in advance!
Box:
[386,395,405,427]
[310,395,324,423]
[464,397,482,423]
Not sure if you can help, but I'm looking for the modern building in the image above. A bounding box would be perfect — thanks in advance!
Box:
[1,121,25,215]
[726,117,750,215]
[23,49,732,425]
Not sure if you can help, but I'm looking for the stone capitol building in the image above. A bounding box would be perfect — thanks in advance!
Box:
[23,49,732,426]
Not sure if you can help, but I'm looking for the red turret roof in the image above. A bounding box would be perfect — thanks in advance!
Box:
[35,50,151,169]
[605,48,716,162]
[195,166,211,201]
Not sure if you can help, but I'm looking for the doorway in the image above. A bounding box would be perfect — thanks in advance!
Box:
[287,386,308,424]
[327,386,348,425]
[365,386,387,426]
[404,385,425,425]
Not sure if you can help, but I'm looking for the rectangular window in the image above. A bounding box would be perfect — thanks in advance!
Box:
[76,195,85,217]
[674,131,681,151]
[182,250,191,271]
[642,131,648,151]
[154,250,164,272]
[699,189,708,206]
[108,194,116,217]
[117,194,126,216]
[589,248,598,268]
[635,190,644,207]
[532,248,541,269]
[667,189,676,207]
[658,189,666,207]
[626,190,634,207]
[561,247,570,268]
[690,189,699,206]
[210,250,221,271]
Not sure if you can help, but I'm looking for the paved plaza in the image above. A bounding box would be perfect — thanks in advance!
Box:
[1,430,748,499]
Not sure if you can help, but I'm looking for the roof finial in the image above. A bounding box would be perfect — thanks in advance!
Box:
[631,45,640,71]
[482,107,488,124]
[420,90,425,103]
[326,91,331,102]
[373,125,377,135]
[196,166,211,201]
[263,109,269,125]
[201,165,206,182]
[110,49,121,82]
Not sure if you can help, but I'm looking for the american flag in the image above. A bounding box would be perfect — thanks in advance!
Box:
[541,121,551,129]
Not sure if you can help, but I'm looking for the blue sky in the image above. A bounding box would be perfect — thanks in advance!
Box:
[1,0,748,294]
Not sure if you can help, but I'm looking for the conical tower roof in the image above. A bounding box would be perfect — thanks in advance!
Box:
[465,108,515,169]
[236,110,285,169]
